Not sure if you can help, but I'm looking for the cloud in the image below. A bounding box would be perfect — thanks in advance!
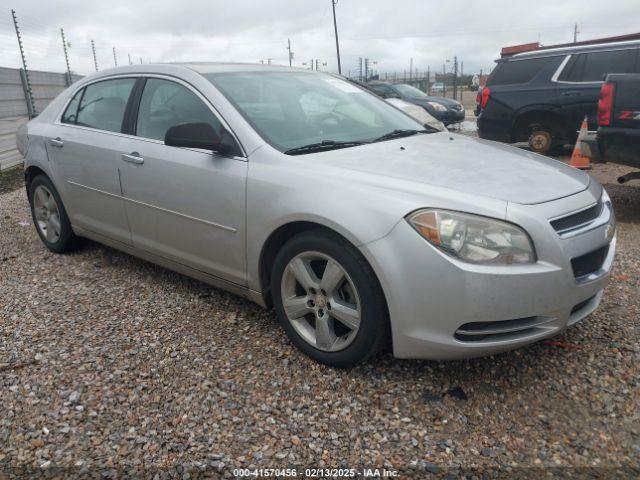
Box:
[1,0,638,75]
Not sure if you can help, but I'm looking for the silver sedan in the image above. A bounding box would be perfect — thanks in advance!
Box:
[17,63,616,367]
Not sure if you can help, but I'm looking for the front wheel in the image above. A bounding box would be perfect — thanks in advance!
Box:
[271,230,389,368]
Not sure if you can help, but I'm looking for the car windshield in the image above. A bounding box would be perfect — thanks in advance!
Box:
[205,71,424,153]
[395,84,429,98]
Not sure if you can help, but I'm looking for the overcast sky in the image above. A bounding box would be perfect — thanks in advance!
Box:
[1,0,639,77]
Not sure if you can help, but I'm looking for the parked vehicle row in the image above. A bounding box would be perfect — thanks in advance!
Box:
[18,64,615,367]
[477,39,640,153]
[365,81,465,126]
[346,79,445,131]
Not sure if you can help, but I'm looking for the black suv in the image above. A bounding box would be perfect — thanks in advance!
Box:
[477,40,640,153]
[366,81,465,126]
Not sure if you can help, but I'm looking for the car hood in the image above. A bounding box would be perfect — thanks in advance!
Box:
[311,133,590,205]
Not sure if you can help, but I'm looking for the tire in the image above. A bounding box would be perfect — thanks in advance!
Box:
[271,229,389,368]
[528,129,553,154]
[28,174,83,253]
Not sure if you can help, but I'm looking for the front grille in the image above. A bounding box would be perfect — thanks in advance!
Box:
[550,201,602,234]
[571,245,609,279]
[455,316,554,342]
[451,104,463,111]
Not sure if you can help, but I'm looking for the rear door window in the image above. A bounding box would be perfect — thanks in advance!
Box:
[583,50,633,81]
[75,78,136,132]
[487,57,555,85]
[559,49,635,82]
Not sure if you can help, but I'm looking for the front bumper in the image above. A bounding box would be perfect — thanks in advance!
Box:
[360,184,616,360]
[434,108,465,125]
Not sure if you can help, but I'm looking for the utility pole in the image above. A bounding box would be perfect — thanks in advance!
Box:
[128,53,132,65]
[113,47,118,67]
[60,28,72,86]
[91,39,98,71]
[11,9,35,116]
[573,23,579,43]
[331,0,342,74]
[287,38,293,67]
[453,56,458,100]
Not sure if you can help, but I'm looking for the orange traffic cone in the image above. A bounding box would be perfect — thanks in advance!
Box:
[569,116,592,170]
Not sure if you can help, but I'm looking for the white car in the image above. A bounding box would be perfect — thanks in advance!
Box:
[430,82,445,94]
[384,98,446,131]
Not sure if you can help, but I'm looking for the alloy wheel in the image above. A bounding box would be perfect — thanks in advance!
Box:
[280,251,361,352]
[33,185,62,243]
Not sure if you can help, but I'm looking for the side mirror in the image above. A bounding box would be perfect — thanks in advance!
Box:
[165,122,236,155]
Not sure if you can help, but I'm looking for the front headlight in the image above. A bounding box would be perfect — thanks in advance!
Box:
[426,102,447,112]
[407,209,536,265]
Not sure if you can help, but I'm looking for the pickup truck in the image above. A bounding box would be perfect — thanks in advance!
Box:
[597,73,640,183]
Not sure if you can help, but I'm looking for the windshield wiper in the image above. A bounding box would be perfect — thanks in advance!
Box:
[284,140,367,155]
[372,129,431,143]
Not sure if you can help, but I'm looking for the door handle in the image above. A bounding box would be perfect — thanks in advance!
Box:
[121,152,144,165]
[49,137,64,148]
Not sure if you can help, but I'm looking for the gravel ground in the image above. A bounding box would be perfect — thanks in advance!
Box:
[1,165,639,479]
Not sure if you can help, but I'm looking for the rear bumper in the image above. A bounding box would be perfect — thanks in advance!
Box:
[359,185,615,360]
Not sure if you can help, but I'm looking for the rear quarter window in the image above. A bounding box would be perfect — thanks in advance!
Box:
[61,90,82,124]
[487,57,556,86]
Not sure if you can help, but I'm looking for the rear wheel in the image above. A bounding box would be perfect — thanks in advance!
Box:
[528,129,553,154]
[271,230,388,368]
[28,175,83,253]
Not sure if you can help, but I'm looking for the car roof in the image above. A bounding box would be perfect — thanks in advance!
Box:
[77,62,318,83]
[508,39,640,61]
[176,62,310,74]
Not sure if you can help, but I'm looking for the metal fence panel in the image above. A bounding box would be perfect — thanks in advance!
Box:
[0,67,28,118]
[0,67,83,119]
[0,116,28,171]
[0,66,82,170]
